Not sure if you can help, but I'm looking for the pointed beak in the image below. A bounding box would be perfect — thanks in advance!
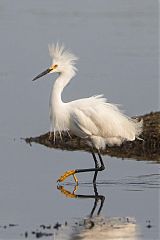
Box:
[32,67,53,81]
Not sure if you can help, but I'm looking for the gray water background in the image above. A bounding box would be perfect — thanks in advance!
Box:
[0,0,159,239]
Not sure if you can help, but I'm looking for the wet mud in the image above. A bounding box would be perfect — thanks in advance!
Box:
[25,112,160,162]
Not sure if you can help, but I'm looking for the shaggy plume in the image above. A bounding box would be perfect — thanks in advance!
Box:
[48,43,78,68]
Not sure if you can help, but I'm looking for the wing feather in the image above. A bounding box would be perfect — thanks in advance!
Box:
[69,95,141,141]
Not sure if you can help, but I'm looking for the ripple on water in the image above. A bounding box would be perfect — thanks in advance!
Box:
[64,173,160,191]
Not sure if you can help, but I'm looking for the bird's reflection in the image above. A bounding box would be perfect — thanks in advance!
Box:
[57,184,105,218]
[56,184,140,240]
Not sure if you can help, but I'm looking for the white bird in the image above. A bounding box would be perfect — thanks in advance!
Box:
[33,43,143,184]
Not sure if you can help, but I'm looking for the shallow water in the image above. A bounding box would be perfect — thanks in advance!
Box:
[0,0,159,239]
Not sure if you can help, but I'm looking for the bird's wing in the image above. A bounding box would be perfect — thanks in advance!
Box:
[69,95,113,138]
[70,107,100,138]
[69,95,140,141]
[69,95,116,136]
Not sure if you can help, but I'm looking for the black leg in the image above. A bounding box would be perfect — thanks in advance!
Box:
[90,184,105,217]
[92,150,105,183]
[57,150,105,184]
[97,195,105,216]
[90,198,98,217]
[57,183,105,218]
[75,150,105,183]
[92,152,99,184]
[97,150,105,171]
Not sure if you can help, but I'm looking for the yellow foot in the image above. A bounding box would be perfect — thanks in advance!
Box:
[57,186,77,198]
[57,170,78,184]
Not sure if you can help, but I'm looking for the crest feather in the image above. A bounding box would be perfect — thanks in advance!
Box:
[48,43,78,66]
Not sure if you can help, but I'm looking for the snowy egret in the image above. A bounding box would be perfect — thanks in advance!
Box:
[32,43,143,184]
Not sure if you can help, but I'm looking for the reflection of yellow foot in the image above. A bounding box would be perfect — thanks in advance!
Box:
[73,174,78,185]
[57,186,77,198]
[73,185,78,194]
[57,170,78,184]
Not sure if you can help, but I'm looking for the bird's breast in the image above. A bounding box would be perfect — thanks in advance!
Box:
[49,102,70,132]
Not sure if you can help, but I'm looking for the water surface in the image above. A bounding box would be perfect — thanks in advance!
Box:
[0,0,159,239]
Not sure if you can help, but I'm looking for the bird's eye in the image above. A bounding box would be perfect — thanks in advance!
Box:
[54,64,58,68]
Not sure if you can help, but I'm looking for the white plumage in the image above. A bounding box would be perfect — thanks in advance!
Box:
[47,43,142,149]
[33,43,143,183]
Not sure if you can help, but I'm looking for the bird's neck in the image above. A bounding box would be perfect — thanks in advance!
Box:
[51,69,75,107]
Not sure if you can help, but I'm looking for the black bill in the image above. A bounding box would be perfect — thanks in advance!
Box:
[32,68,52,81]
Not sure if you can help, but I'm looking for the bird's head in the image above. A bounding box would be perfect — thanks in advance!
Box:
[33,43,78,81]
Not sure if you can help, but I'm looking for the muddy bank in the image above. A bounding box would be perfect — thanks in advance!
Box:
[25,112,160,162]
